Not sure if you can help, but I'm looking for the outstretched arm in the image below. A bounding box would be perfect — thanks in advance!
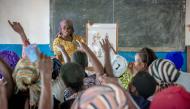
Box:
[78,41,104,77]
[100,38,114,77]
[37,54,53,109]
[8,20,30,46]
[56,45,71,63]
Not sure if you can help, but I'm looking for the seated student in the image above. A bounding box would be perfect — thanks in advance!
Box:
[129,71,158,109]
[150,86,190,109]
[165,51,183,70]
[60,63,86,108]
[52,19,85,63]
[59,40,108,97]
[131,71,157,99]
[8,20,61,109]
[69,49,139,109]
[53,46,96,104]
[8,20,62,78]
[8,21,41,108]
[69,44,139,109]
[54,41,105,108]
[113,47,157,90]
[148,59,190,92]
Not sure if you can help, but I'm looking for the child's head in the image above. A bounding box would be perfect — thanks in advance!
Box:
[71,50,88,69]
[131,71,158,99]
[60,63,86,92]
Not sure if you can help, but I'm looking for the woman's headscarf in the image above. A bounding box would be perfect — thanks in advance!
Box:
[150,86,190,109]
[148,59,180,88]
[71,84,128,109]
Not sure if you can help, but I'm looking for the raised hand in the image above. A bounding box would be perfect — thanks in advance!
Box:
[78,41,104,76]
[56,45,70,63]
[100,38,110,53]
[37,54,52,80]
[8,20,29,46]
[8,20,25,35]
[100,38,114,77]
[37,54,53,109]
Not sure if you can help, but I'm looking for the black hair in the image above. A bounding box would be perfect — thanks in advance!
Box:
[60,63,85,92]
[138,47,157,66]
[132,71,158,99]
[71,50,88,69]
[52,58,62,79]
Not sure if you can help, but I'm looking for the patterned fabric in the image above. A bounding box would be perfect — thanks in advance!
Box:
[64,87,76,101]
[64,74,98,101]
[83,74,97,89]
[13,58,40,107]
[148,59,180,88]
[72,84,128,109]
[150,86,190,109]
[0,50,20,70]
[119,67,133,90]
[111,55,128,77]
[53,34,84,63]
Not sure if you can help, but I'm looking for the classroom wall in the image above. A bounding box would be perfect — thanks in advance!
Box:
[0,0,49,44]
[0,0,189,72]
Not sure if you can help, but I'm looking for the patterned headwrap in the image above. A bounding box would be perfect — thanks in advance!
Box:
[13,58,40,107]
[72,84,128,109]
[148,59,180,88]
[0,50,20,69]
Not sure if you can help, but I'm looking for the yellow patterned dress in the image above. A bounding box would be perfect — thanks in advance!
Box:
[53,34,85,63]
